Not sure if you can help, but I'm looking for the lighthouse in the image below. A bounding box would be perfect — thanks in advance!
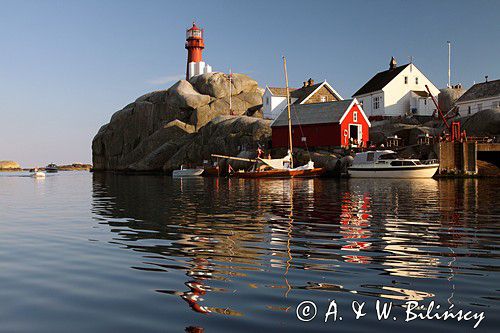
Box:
[185,22,212,80]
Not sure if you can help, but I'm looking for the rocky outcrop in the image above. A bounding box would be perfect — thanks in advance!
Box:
[369,122,440,146]
[163,116,271,172]
[92,73,264,172]
[0,160,21,171]
[460,108,500,138]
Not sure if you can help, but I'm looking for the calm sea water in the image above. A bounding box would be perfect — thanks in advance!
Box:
[0,171,499,332]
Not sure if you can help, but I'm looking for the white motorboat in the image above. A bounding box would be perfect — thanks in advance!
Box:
[31,168,46,178]
[348,150,439,178]
[172,165,204,178]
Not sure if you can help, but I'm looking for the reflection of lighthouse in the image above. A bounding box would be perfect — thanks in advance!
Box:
[185,22,212,80]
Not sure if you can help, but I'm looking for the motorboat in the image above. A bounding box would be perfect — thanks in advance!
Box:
[172,165,204,178]
[31,168,46,178]
[348,150,439,178]
[45,163,58,173]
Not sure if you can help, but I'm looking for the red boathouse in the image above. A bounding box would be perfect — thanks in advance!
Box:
[271,99,371,149]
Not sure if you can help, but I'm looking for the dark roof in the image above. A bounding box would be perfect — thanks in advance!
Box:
[271,99,353,127]
[353,64,410,96]
[289,82,323,104]
[412,90,430,97]
[268,87,297,96]
[455,79,500,103]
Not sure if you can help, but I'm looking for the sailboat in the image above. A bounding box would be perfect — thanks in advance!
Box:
[211,57,325,179]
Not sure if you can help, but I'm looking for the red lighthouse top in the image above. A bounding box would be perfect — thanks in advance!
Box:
[185,22,205,66]
[186,22,204,40]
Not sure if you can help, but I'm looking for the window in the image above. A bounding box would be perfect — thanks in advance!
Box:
[353,111,358,122]
[404,76,408,84]
[477,103,482,111]
[266,97,270,105]
[468,106,471,114]
[402,161,416,166]
[320,96,326,102]
[391,161,403,166]
[373,97,380,109]
[415,77,419,85]
[424,99,427,105]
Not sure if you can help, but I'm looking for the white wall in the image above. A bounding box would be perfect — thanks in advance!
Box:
[263,88,288,119]
[410,93,434,116]
[188,61,212,79]
[355,92,384,117]
[456,96,500,116]
[263,87,301,120]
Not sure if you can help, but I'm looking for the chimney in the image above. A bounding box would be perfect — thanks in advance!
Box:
[308,78,314,86]
[389,57,397,70]
[303,81,308,88]
[485,75,489,83]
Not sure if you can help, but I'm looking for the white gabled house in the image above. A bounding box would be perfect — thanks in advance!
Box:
[352,57,440,118]
[263,78,343,120]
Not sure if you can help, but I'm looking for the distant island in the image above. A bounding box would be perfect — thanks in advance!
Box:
[0,160,22,171]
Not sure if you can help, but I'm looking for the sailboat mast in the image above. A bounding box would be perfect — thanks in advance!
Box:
[282,56,293,168]
[229,67,233,115]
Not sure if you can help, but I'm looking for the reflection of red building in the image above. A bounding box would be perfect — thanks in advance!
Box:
[271,99,371,148]
[340,192,372,264]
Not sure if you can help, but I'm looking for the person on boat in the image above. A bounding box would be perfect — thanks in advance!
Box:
[257,147,264,158]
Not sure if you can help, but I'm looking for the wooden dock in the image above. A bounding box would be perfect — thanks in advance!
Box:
[438,142,500,176]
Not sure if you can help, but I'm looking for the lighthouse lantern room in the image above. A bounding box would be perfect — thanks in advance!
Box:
[185,22,212,80]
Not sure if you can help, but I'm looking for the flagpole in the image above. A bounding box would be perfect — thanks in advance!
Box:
[283,56,293,168]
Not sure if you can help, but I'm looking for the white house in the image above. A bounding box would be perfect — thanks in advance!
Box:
[352,57,440,118]
[455,78,500,116]
[263,79,343,120]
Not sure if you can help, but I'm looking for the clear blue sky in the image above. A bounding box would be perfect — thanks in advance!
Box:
[1,0,499,167]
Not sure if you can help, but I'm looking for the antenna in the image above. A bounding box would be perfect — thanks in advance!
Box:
[447,41,451,88]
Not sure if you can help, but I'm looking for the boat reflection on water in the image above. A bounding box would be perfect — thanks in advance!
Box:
[91,173,498,330]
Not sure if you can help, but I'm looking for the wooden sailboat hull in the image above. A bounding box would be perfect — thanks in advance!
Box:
[232,168,325,179]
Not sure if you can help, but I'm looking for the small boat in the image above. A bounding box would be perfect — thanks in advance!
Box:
[228,152,325,178]
[31,168,46,178]
[348,150,439,178]
[45,163,58,173]
[172,165,204,178]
